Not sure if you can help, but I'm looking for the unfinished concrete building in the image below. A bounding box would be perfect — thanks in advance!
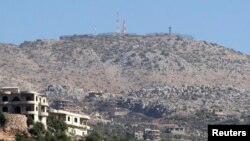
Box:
[0,87,49,128]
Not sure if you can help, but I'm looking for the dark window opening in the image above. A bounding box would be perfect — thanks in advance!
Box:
[26,106,32,111]
[12,96,20,101]
[74,118,78,123]
[68,117,70,121]
[2,96,8,102]
[14,106,21,114]
[26,96,32,101]
[27,115,34,120]
[3,107,8,112]
[41,106,45,112]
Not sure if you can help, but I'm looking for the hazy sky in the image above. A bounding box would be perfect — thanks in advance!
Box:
[0,0,249,54]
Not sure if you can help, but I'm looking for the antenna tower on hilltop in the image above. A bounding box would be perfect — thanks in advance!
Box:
[116,12,120,33]
[122,19,127,34]
[94,25,97,35]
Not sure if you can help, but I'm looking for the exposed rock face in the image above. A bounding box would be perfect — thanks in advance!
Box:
[3,113,28,135]
[116,85,250,118]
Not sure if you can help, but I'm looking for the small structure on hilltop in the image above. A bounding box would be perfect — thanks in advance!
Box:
[49,109,90,137]
[0,87,49,129]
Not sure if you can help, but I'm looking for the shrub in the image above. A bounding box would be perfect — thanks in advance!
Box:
[27,116,34,126]
[16,133,34,141]
[0,112,6,126]
[29,122,45,136]
[85,132,103,141]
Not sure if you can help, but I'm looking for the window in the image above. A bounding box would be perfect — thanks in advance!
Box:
[36,96,38,101]
[2,107,8,112]
[2,96,8,102]
[43,99,46,103]
[36,106,38,111]
[68,117,70,121]
[14,106,21,114]
[26,96,32,101]
[41,106,45,112]
[74,118,78,123]
[28,115,34,120]
[26,106,32,111]
[12,96,20,101]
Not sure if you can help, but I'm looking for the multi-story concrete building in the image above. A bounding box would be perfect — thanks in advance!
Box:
[50,109,90,137]
[0,87,49,128]
[51,99,80,113]
[134,131,144,140]
[144,128,161,141]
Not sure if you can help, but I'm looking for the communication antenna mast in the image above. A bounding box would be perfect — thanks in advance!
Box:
[116,12,120,33]
[169,26,172,35]
[94,25,97,35]
[122,19,127,34]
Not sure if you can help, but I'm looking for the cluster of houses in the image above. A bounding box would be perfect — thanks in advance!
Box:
[134,129,161,141]
[0,87,90,137]
[134,125,186,141]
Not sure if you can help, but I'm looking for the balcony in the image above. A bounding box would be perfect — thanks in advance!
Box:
[10,101,23,105]
[26,111,38,115]
[0,101,10,105]
[40,102,49,106]
[1,91,11,94]
[39,112,49,117]
[25,101,38,104]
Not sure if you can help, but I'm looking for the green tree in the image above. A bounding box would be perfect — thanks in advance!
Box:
[29,122,45,136]
[26,116,34,126]
[85,132,103,141]
[0,112,6,126]
[47,115,68,132]
[15,133,34,141]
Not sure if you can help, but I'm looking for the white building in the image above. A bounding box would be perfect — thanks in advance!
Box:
[144,128,161,141]
[0,87,49,128]
[50,109,90,136]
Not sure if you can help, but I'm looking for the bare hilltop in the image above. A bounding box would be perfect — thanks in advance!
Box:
[0,34,249,92]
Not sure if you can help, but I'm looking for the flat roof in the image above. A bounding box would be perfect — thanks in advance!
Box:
[50,109,90,120]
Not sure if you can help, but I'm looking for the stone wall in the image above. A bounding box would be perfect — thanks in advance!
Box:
[3,113,28,135]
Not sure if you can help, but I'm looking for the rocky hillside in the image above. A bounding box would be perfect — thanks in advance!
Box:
[0,34,250,93]
[1,33,250,140]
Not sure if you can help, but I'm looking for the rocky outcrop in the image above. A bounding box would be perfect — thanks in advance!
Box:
[3,113,28,135]
[117,85,250,117]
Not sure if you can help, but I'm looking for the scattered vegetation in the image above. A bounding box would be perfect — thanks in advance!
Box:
[16,115,70,141]
[85,131,130,141]
[29,122,45,136]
